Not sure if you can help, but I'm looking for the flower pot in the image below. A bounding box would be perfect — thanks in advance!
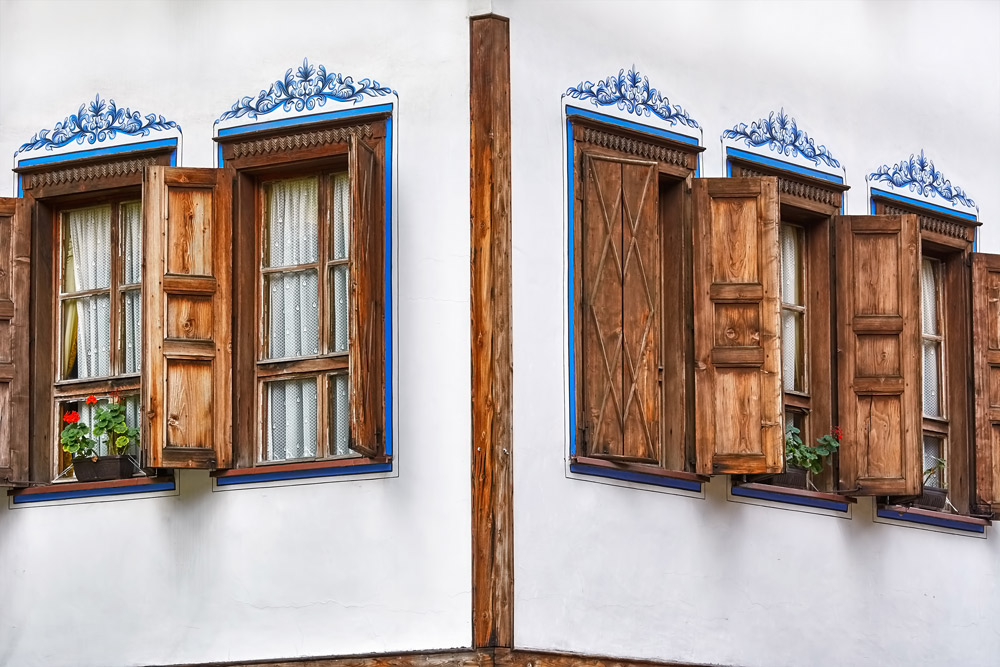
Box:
[769,465,808,489]
[72,455,138,482]
[916,486,948,511]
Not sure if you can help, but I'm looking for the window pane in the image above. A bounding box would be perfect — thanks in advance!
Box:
[264,177,319,268]
[923,436,944,489]
[329,373,351,456]
[780,224,802,307]
[332,172,350,260]
[922,340,941,417]
[62,295,111,379]
[330,264,349,352]
[63,205,111,292]
[920,258,939,336]
[122,201,142,285]
[264,269,319,359]
[122,289,141,374]
[781,309,804,392]
[265,377,318,461]
[59,394,140,460]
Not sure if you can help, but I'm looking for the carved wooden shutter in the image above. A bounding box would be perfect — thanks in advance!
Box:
[580,153,660,463]
[973,252,1000,511]
[349,136,385,458]
[692,178,782,474]
[836,215,922,495]
[143,167,233,469]
[0,198,28,484]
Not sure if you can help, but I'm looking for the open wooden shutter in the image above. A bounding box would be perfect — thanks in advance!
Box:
[0,198,28,484]
[143,167,233,469]
[973,252,1000,511]
[836,215,922,495]
[579,153,660,463]
[692,178,782,474]
[348,136,385,458]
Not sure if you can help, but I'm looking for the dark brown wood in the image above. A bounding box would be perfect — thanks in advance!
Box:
[470,13,513,650]
[0,199,29,484]
[836,215,922,495]
[880,503,990,527]
[17,149,173,200]
[692,177,783,475]
[571,456,709,483]
[143,167,233,469]
[734,481,857,504]
[8,474,174,497]
[973,252,1000,512]
[730,157,848,216]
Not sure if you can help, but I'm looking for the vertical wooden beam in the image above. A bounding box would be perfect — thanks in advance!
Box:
[470,14,513,650]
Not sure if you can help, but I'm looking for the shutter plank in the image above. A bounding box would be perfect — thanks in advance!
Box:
[692,178,783,474]
[348,136,385,458]
[0,198,28,484]
[836,215,921,495]
[143,167,233,469]
[973,252,1000,511]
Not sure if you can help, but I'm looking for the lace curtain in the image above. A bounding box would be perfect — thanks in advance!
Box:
[779,225,803,392]
[63,206,112,379]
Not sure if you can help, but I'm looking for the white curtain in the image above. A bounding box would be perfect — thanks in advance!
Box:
[122,201,142,374]
[66,206,112,379]
[779,225,802,392]
[331,172,350,352]
[921,259,941,417]
[331,373,350,456]
[268,378,318,460]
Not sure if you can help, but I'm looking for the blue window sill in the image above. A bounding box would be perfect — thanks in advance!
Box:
[214,461,392,486]
[10,477,175,505]
[877,505,988,534]
[570,457,705,492]
[732,482,853,513]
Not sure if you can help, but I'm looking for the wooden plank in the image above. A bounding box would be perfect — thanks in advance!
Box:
[973,252,1000,511]
[470,13,513,651]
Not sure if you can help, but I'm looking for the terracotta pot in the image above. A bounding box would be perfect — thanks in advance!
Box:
[72,455,138,482]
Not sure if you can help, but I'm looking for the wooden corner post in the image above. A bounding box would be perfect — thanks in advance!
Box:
[470,14,513,650]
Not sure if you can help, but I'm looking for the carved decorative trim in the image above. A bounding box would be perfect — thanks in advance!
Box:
[25,156,158,189]
[883,204,973,241]
[229,123,374,159]
[736,165,841,208]
[579,126,692,168]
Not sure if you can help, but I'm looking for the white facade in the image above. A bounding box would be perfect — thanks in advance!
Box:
[1,1,998,666]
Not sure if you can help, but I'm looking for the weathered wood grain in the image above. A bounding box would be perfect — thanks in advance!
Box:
[0,198,28,483]
[973,253,1000,511]
[470,13,514,650]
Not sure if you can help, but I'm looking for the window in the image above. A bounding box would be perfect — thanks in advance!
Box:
[224,117,387,472]
[920,258,946,492]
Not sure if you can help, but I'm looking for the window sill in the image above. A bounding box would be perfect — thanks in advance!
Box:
[212,456,392,487]
[569,456,708,492]
[732,482,855,513]
[877,504,990,535]
[8,476,176,505]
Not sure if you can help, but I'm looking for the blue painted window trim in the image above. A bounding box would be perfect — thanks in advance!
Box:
[731,485,850,512]
[216,105,394,458]
[16,138,178,198]
[569,463,702,492]
[565,105,700,146]
[877,507,986,534]
[869,187,978,222]
[216,462,392,486]
[725,147,844,185]
[12,480,176,504]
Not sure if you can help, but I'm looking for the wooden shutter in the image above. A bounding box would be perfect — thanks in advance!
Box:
[579,153,660,463]
[692,178,782,474]
[0,198,28,484]
[836,215,922,495]
[349,135,385,458]
[143,167,233,469]
[973,252,1000,511]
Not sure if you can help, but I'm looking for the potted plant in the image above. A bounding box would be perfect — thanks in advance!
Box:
[918,457,948,510]
[774,425,841,490]
[60,394,140,482]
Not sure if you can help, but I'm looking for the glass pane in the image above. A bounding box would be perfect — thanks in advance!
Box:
[62,295,111,379]
[264,177,319,268]
[330,264,349,353]
[332,172,350,260]
[265,377,318,461]
[920,258,939,336]
[264,269,319,359]
[781,309,804,392]
[329,373,351,456]
[779,224,802,307]
[63,205,112,292]
[122,289,141,374]
[122,201,142,285]
[785,410,805,441]
[922,340,941,417]
[923,436,944,489]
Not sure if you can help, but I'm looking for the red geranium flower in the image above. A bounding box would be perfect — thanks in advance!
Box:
[63,410,80,424]
[85,395,98,405]
[833,426,843,441]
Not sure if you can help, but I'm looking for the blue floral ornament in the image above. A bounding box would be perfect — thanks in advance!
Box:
[868,150,976,209]
[722,109,840,168]
[566,67,699,128]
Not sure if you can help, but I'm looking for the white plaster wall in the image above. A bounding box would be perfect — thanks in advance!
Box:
[0,1,473,665]
[504,1,1000,666]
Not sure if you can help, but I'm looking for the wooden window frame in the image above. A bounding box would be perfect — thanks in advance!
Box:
[569,116,702,476]
[220,116,389,472]
[16,147,175,484]
[874,196,978,513]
